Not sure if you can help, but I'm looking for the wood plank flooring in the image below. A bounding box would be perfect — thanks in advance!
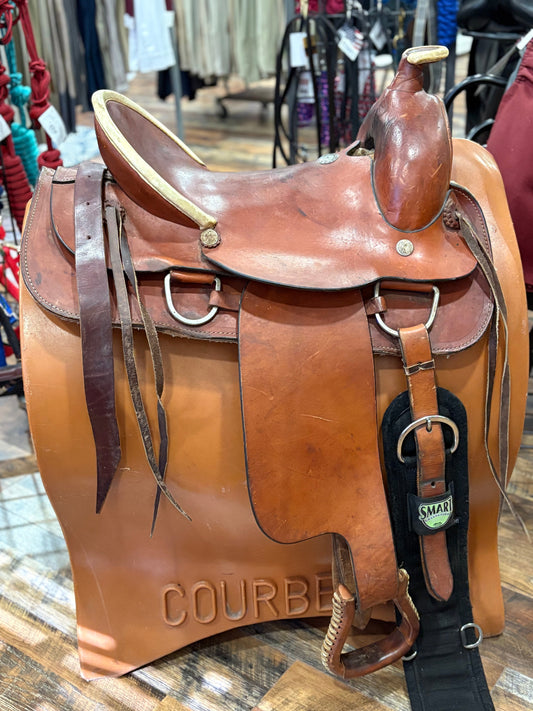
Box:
[1,62,532,710]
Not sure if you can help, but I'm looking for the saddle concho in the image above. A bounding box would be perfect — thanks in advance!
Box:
[20,46,528,710]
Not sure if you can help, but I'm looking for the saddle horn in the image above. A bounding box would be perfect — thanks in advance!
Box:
[357,46,452,232]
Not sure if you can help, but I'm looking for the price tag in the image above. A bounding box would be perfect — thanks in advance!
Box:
[38,105,68,146]
[290,32,309,68]
[370,20,387,51]
[518,28,533,51]
[0,115,11,142]
[337,25,364,62]
[296,70,314,102]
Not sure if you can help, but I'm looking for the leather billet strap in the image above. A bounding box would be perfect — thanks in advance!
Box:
[398,323,454,602]
[383,389,495,711]
[74,163,121,512]
[239,283,419,677]
[458,213,511,497]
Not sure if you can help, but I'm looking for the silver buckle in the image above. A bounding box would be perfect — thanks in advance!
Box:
[460,622,483,649]
[373,282,440,338]
[164,273,221,327]
[397,415,459,463]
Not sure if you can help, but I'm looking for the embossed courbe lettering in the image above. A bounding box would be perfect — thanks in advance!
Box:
[162,574,332,627]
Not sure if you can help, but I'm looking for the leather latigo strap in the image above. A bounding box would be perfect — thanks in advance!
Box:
[75,166,188,523]
[239,283,418,677]
[398,323,454,602]
[74,163,121,512]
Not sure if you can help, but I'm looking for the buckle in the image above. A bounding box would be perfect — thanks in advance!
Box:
[397,414,459,463]
[373,281,440,338]
[460,622,483,649]
[164,273,221,326]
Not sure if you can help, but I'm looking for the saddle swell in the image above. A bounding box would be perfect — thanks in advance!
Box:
[20,45,528,697]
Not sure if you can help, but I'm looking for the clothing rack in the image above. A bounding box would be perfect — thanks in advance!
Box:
[273,0,461,167]
[273,2,419,167]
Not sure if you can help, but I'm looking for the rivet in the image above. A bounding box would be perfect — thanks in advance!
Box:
[200,228,220,248]
[317,153,339,165]
[396,239,414,257]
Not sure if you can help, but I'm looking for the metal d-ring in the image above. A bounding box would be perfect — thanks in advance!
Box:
[397,415,459,463]
[164,273,221,326]
[460,622,484,649]
[373,282,440,338]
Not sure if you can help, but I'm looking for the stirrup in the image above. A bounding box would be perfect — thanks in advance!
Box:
[321,568,420,679]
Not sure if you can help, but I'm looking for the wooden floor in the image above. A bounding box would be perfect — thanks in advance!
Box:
[1,58,533,710]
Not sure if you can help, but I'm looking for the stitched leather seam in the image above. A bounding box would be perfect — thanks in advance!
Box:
[22,172,79,320]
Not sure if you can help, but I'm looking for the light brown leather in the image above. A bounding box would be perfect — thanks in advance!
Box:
[20,287,334,679]
[24,172,493,355]
[93,99,475,291]
[322,571,419,678]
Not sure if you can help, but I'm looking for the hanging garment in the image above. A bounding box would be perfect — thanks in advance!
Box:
[256,0,286,77]
[77,0,107,103]
[62,0,90,112]
[96,0,128,91]
[487,39,533,291]
[127,0,175,74]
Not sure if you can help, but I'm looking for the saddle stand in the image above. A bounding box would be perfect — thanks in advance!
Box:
[20,46,528,710]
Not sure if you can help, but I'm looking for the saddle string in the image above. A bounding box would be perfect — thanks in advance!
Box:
[117,210,171,531]
[105,204,191,528]
[458,212,529,540]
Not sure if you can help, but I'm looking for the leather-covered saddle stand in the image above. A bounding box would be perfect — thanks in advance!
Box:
[19,44,530,707]
[383,388,495,711]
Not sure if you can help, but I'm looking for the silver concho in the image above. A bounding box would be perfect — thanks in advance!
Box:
[396,239,414,257]
[317,153,339,165]
[200,228,221,248]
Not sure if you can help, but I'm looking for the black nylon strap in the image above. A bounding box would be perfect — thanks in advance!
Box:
[383,388,495,711]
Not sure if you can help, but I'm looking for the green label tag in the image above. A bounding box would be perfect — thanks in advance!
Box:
[418,494,454,530]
